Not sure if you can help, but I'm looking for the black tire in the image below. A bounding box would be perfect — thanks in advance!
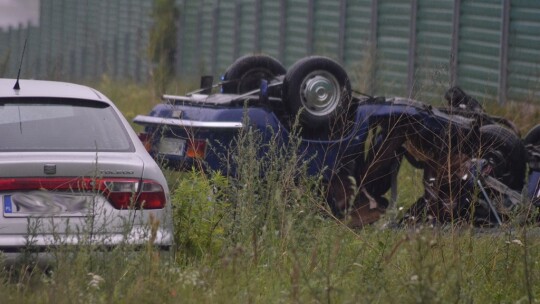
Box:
[524,124,540,171]
[479,124,526,191]
[524,124,540,145]
[221,54,286,94]
[282,56,352,131]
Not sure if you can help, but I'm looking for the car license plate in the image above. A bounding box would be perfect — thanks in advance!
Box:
[158,137,185,156]
[3,193,88,217]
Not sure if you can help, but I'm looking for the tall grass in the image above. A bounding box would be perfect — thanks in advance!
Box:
[2,80,540,303]
[91,75,198,131]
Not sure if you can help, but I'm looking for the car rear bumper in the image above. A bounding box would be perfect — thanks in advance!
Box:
[0,226,174,267]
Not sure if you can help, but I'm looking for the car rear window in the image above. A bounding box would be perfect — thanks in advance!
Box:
[0,98,134,152]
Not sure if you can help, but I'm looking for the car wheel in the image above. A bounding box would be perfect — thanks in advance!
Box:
[524,124,540,171]
[524,124,540,146]
[282,56,352,132]
[221,54,286,94]
[479,124,526,191]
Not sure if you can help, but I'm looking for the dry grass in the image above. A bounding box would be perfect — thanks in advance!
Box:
[2,78,540,303]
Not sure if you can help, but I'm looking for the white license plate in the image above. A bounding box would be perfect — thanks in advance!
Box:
[158,137,186,156]
[3,193,88,217]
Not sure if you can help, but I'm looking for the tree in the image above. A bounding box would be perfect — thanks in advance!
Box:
[148,0,178,95]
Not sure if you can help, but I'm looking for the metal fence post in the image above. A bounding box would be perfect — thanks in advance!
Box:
[94,42,100,80]
[16,25,23,75]
[369,0,378,94]
[254,0,261,53]
[307,0,314,55]
[450,0,461,87]
[114,2,120,78]
[407,0,418,97]
[7,27,14,75]
[498,0,510,104]
[338,0,347,63]
[211,2,219,75]
[234,0,241,59]
[370,0,378,48]
[113,34,119,77]
[81,46,86,79]
[195,4,203,74]
[135,27,142,82]
[176,0,185,77]
[101,41,107,77]
[279,0,286,63]
[124,32,130,79]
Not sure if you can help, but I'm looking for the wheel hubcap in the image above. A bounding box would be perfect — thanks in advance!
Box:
[301,72,341,116]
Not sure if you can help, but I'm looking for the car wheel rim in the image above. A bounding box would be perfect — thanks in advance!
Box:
[486,150,508,177]
[300,71,341,116]
[238,68,272,92]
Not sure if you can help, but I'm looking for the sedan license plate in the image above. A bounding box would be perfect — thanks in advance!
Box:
[3,192,88,217]
[158,137,185,156]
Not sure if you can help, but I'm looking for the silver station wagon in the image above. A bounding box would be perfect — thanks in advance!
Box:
[0,78,173,266]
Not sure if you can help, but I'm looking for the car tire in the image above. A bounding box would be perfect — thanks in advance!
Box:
[524,124,540,145]
[523,124,540,172]
[479,124,526,191]
[221,54,286,94]
[282,56,353,133]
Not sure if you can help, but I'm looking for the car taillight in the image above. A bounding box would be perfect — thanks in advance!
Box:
[186,139,207,158]
[0,177,166,210]
[138,132,153,152]
[104,179,166,209]
[138,181,167,209]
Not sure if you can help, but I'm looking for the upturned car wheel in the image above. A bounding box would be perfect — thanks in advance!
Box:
[524,124,540,146]
[524,124,540,171]
[479,124,526,191]
[282,56,352,131]
[221,54,286,94]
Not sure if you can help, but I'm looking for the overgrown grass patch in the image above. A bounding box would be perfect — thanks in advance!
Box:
[2,80,540,303]
[2,224,540,302]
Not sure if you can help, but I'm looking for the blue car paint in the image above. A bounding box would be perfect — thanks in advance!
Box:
[143,99,448,174]
[528,171,540,203]
[144,102,361,179]
[137,96,540,203]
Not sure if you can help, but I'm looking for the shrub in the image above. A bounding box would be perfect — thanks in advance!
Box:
[171,170,229,262]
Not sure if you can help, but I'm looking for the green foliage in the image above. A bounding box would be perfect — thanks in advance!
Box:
[170,122,327,265]
[171,170,229,261]
[3,80,540,303]
[148,0,179,95]
[93,75,157,126]
[219,123,326,249]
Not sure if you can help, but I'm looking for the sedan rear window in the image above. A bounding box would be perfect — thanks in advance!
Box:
[0,98,133,152]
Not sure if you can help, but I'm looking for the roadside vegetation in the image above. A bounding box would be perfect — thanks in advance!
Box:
[1,79,540,303]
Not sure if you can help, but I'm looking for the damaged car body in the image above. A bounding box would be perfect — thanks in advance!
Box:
[134,55,540,228]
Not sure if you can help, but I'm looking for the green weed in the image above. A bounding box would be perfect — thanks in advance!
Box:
[2,80,540,303]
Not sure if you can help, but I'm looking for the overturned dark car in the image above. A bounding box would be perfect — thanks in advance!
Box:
[134,54,540,228]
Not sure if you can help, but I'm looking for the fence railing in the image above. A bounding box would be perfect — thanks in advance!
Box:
[1,0,540,103]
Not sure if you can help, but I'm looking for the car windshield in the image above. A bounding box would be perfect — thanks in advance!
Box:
[0,98,133,152]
